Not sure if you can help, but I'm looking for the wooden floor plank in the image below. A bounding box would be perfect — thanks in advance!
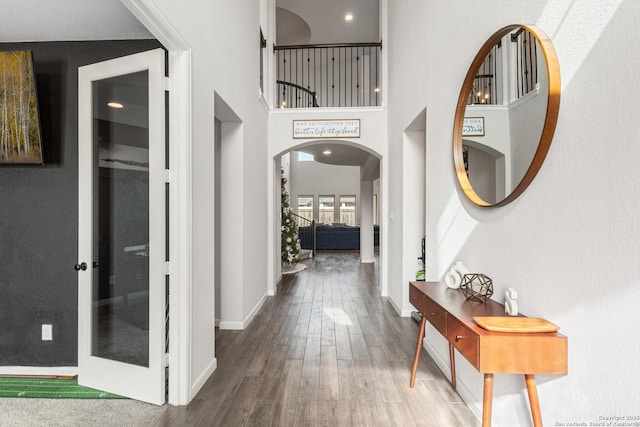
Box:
[301,333,322,378]
[274,359,303,427]
[215,376,261,426]
[318,345,340,401]
[244,398,277,427]
[335,323,353,361]
[293,376,319,426]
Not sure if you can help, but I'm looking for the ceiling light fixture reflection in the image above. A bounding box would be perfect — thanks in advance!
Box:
[374,87,381,93]
[323,150,332,155]
[107,101,124,109]
[345,13,353,21]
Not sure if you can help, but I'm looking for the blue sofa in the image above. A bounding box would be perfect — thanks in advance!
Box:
[299,224,379,250]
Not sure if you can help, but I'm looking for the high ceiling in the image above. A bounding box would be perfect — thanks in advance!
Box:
[298,143,380,181]
[0,0,152,42]
[276,0,379,45]
[1,0,379,44]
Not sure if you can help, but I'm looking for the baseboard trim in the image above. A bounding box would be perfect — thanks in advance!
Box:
[387,295,402,316]
[243,292,268,328]
[424,333,482,421]
[273,274,282,294]
[0,366,78,377]
[218,320,244,330]
[399,308,414,317]
[190,358,217,399]
[218,292,269,331]
[385,295,414,317]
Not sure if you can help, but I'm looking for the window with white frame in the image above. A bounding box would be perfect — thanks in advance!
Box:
[339,195,356,226]
[319,195,335,225]
[297,195,314,222]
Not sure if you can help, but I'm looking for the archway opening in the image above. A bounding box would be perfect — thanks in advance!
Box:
[274,139,383,291]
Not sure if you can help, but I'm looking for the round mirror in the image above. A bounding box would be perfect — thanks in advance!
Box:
[453,25,560,207]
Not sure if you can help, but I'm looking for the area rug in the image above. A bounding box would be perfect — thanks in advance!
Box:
[0,377,124,399]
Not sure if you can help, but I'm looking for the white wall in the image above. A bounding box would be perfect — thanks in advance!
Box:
[147,0,269,400]
[359,179,375,263]
[219,118,244,329]
[389,0,640,425]
[214,119,221,324]
[508,89,547,184]
[399,129,425,316]
[373,178,380,224]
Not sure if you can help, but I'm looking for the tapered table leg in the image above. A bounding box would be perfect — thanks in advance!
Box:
[482,373,494,427]
[525,374,543,427]
[410,314,427,388]
[449,343,456,390]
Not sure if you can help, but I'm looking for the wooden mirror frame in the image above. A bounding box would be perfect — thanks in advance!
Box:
[453,24,561,207]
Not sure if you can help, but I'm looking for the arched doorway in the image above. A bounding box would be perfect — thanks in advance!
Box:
[272,139,383,294]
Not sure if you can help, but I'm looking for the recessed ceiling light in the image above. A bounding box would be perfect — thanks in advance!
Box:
[107,101,124,109]
[323,150,332,155]
[345,13,353,21]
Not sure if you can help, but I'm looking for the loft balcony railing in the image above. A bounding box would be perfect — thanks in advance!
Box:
[275,42,382,109]
[468,28,538,105]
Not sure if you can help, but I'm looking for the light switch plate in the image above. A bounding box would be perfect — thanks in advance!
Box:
[42,324,53,341]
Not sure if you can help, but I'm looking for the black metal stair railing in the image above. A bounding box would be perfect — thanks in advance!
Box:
[512,28,538,99]
[468,29,538,105]
[291,212,316,257]
[275,42,382,108]
[276,80,319,108]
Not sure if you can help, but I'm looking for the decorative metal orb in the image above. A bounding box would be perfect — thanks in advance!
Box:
[460,273,493,302]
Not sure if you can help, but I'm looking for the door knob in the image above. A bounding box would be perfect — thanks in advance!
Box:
[74,262,88,271]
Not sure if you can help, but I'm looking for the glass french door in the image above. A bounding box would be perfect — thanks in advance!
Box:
[77,49,166,405]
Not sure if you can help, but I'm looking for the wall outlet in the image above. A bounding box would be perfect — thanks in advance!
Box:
[42,324,53,341]
[109,275,116,285]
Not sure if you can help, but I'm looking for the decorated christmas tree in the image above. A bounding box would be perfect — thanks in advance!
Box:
[281,170,301,265]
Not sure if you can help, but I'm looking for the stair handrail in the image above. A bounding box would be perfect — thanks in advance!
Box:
[276,80,320,108]
[274,41,382,51]
[291,212,316,257]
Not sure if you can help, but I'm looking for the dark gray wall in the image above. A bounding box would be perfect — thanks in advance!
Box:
[0,40,162,366]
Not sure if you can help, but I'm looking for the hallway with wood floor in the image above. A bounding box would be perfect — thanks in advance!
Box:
[157,251,479,426]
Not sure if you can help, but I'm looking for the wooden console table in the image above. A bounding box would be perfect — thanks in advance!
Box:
[409,281,567,427]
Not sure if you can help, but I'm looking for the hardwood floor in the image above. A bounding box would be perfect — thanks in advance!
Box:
[157,251,479,426]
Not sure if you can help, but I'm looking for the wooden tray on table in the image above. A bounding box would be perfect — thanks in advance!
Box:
[473,316,560,333]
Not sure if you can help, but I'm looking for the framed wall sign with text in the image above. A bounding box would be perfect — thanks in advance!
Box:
[463,117,485,137]
[293,119,360,139]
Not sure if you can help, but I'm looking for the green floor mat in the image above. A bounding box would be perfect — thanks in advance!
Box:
[0,377,125,399]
